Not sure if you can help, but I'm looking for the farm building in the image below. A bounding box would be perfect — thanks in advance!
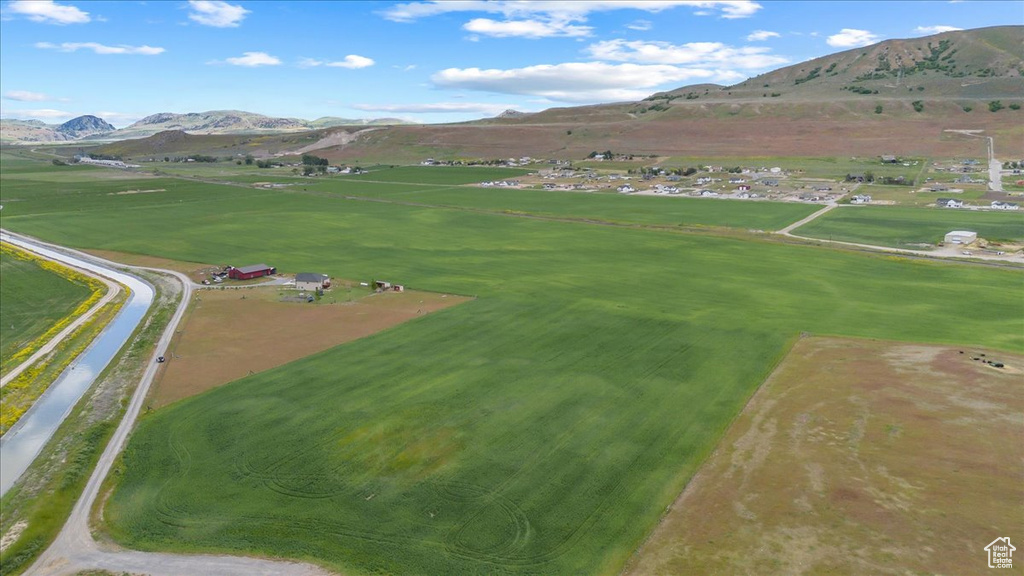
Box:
[228,264,276,280]
[944,230,977,244]
[295,273,330,291]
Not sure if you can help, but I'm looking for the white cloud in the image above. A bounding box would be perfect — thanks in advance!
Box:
[188,0,249,27]
[220,51,281,66]
[6,0,89,24]
[383,1,761,22]
[353,102,522,114]
[826,28,879,48]
[35,41,165,55]
[327,55,375,69]
[300,55,375,69]
[94,111,143,126]
[463,17,592,38]
[432,62,745,103]
[4,90,51,102]
[913,25,962,35]
[746,29,779,41]
[587,39,788,68]
[1,108,74,120]
[627,19,652,31]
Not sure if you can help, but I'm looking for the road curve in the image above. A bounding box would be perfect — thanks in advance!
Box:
[0,232,332,576]
[0,250,122,388]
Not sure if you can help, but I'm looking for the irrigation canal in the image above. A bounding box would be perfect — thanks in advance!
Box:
[0,233,154,496]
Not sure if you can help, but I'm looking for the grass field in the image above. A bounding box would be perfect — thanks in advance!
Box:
[0,244,96,376]
[626,337,1023,575]
[2,153,1022,575]
[793,205,1024,247]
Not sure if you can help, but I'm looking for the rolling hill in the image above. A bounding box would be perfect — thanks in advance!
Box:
[57,26,1024,161]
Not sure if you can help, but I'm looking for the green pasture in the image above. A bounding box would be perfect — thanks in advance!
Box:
[304,179,819,231]
[794,205,1024,247]
[4,154,1023,575]
[1,153,1021,575]
[0,248,94,375]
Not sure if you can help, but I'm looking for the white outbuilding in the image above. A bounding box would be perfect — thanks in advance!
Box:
[944,230,977,244]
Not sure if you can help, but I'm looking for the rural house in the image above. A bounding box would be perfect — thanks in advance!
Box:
[228,264,276,280]
[936,198,963,209]
[991,201,1020,210]
[295,273,330,291]
[850,194,872,204]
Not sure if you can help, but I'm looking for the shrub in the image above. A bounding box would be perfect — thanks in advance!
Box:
[912,100,924,113]
[988,100,1004,112]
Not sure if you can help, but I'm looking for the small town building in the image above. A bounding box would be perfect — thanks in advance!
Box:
[850,194,872,204]
[228,264,276,280]
[295,273,329,291]
[992,201,1020,210]
[944,230,977,244]
[936,198,963,208]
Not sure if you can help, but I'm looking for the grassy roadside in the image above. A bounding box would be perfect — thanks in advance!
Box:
[0,270,180,576]
[0,289,127,435]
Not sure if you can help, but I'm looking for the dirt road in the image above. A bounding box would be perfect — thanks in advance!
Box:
[2,234,331,576]
[0,254,121,388]
[987,136,1004,192]
[776,206,1022,263]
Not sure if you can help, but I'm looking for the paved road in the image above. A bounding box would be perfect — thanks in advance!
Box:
[0,253,122,388]
[1,233,331,576]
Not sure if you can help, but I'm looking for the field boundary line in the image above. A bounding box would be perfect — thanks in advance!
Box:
[620,331,805,575]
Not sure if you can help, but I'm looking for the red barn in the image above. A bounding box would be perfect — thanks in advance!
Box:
[228,264,276,280]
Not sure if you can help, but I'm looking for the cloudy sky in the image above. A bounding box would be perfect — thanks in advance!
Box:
[0,0,1015,126]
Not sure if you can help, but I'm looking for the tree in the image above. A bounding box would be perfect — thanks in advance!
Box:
[988,100,1003,112]
[912,100,924,113]
[303,166,315,176]
[244,154,254,165]
[874,105,883,114]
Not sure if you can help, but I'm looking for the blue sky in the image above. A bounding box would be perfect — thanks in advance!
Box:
[0,0,1018,126]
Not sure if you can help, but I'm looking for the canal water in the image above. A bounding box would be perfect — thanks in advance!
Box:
[0,235,153,495]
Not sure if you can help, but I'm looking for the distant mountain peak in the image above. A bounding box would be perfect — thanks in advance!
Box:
[56,115,115,138]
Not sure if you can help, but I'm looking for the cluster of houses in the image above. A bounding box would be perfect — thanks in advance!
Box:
[75,156,140,169]
[936,198,1020,210]
[325,166,364,175]
[480,180,522,188]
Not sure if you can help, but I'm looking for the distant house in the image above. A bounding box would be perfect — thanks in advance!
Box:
[736,184,751,191]
[699,189,719,197]
[955,175,974,184]
[944,230,977,244]
[850,194,871,204]
[761,179,779,186]
[813,185,832,192]
[736,192,750,199]
[880,155,898,163]
[846,173,867,183]
[992,201,1020,210]
[936,198,963,208]
[929,184,949,192]
[617,184,635,193]
[295,273,329,291]
[228,264,276,280]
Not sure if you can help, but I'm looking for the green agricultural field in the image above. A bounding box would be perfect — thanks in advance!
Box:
[0,245,95,375]
[2,154,1021,575]
[794,205,1024,247]
[305,180,819,231]
[345,165,532,185]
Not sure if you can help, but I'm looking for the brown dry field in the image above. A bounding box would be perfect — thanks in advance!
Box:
[86,249,219,282]
[328,109,1023,162]
[147,286,469,408]
[625,336,1023,576]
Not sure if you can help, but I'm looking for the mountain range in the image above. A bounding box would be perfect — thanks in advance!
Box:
[5,26,1020,153]
[0,111,411,144]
